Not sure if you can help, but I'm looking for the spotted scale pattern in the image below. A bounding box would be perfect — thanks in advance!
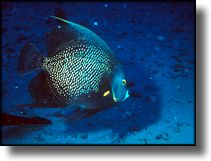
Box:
[42,39,117,104]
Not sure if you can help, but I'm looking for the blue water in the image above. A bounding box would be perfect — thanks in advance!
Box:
[1,2,195,144]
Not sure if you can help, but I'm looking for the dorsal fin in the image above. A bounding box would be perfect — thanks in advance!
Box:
[46,16,112,57]
[50,16,72,25]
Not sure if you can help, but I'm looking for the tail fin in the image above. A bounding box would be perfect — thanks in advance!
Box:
[17,42,44,74]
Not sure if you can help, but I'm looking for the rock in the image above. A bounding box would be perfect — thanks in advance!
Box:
[174,127,180,133]
[16,34,27,42]
[171,27,184,33]
[14,26,23,31]
[163,133,169,141]
[128,125,139,132]
[5,47,15,53]
[1,27,7,33]
[81,133,88,140]
[177,122,183,127]
[155,134,162,140]
[157,35,165,41]
[126,81,135,88]
[145,96,156,103]
[130,90,142,98]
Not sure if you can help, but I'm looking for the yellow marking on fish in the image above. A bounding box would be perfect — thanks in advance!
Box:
[103,90,110,97]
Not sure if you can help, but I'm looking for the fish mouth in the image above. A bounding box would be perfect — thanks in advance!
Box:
[113,90,130,102]
[123,90,130,101]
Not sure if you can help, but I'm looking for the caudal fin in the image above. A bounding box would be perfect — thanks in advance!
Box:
[17,42,44,74]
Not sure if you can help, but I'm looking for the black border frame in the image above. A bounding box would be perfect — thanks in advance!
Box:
[0,0,196,146]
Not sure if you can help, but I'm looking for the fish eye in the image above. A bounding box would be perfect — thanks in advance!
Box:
[122,79,127,85]
[103,90,110,97]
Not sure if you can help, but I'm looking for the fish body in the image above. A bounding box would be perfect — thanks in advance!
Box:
[17,16,129,119]
[41,39,117,105]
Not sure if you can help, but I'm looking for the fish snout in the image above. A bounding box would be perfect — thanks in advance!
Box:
[113,90,130,102]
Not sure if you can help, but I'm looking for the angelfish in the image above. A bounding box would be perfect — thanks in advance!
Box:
[17,16,129,120]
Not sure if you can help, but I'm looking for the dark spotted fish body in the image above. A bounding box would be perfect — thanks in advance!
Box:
[17,16,121,114]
